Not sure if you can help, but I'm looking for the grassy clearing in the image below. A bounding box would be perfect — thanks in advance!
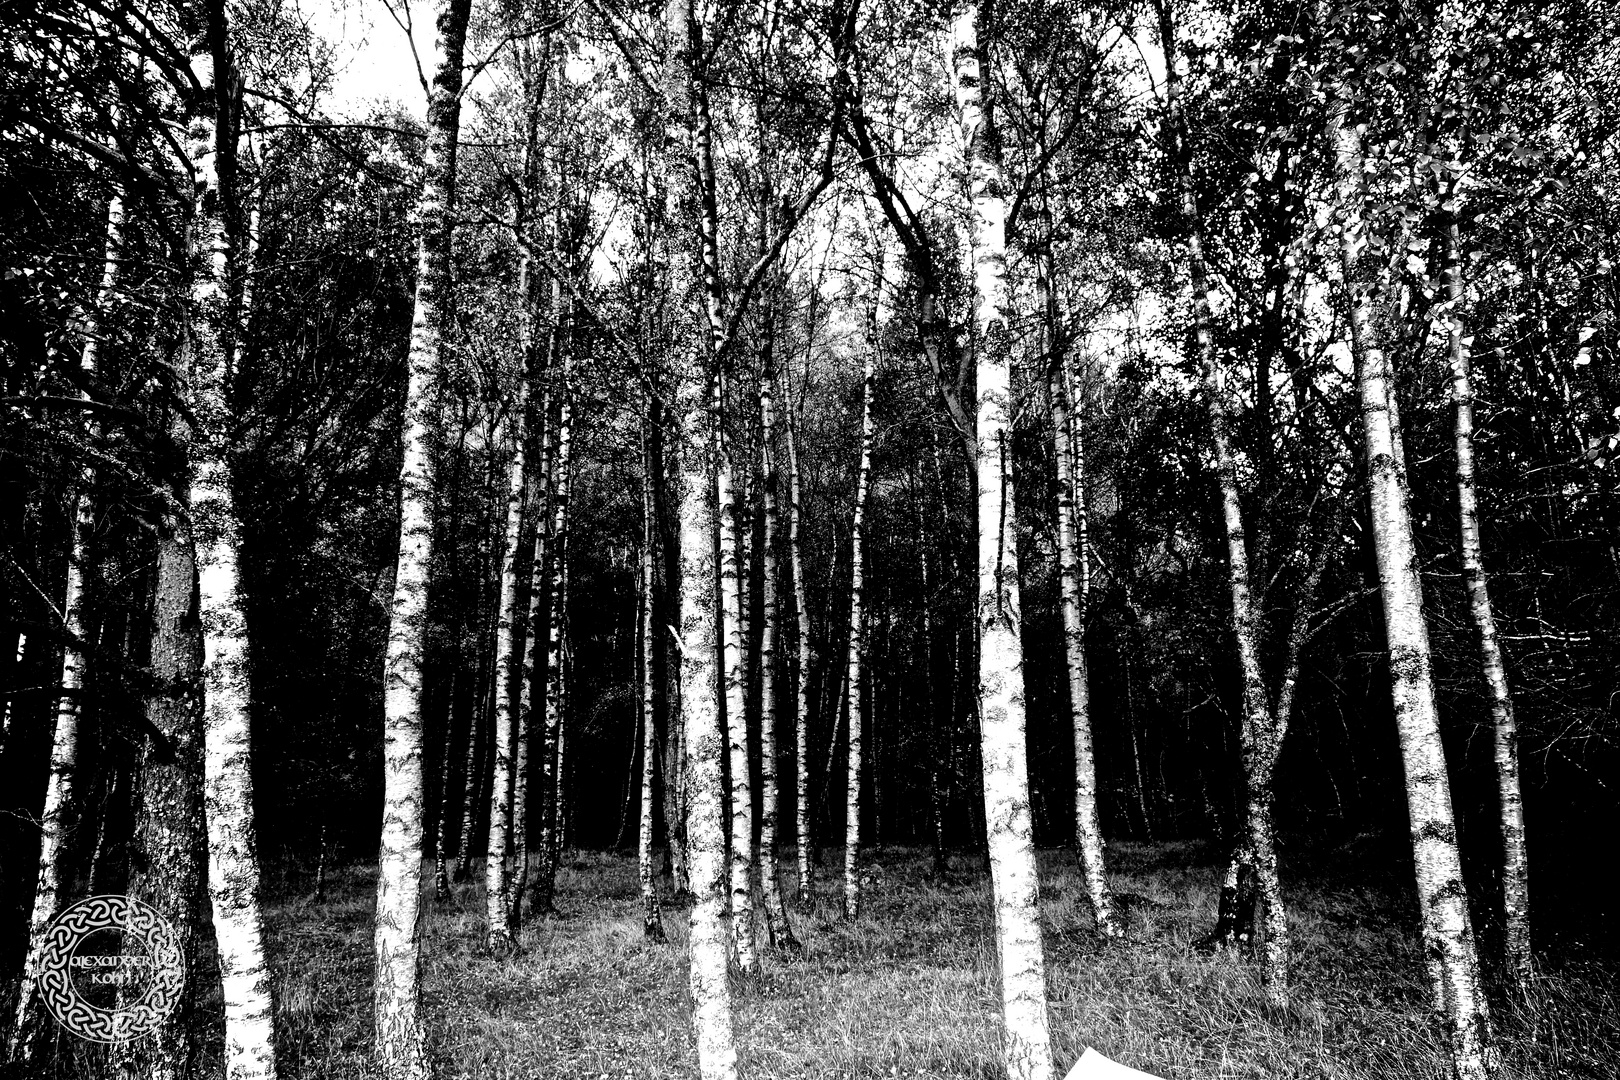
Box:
[264,843,1619,1079]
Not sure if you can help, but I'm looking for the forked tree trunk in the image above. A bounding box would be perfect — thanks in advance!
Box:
[785,388,814,900]
[666,0,739,1067]
[8,191,123,1061]
[951,5,1054,1077]
[640,420,667,942]
[1445,220,1531,984]
[1160,0,1287,1000]
[1049,359,1116,937]
[758,365,798,948]
[842,342,875,921]
[1328,78,1491,1080]
[376,0,472,1073]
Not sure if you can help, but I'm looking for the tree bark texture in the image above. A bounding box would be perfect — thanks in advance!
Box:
[665,0,739,1069]
[1445,221,1531,983]
[1328,82,1492,1080]
[375,0,472,1073]
[843,342,875,922]
[951,5,1054,1077]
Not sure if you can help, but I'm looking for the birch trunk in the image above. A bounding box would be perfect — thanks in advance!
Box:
[376,0,471,1072]
[1445,221,1532,983]
[513,383,549,925]
[487,377,533,951]
[666,0,739,1066]
[843,344,875,921]
[785,391,814,900]
[537,375,572,914]
[189,53,279,1077]
[1049,360,1116,938]
[8,191,124,1059]
[1160,2,1287,999]
[13,202,121,1064]
[952,5,1054,1076]
[641,420,667,942]
[759,365,798,948]
[1329,86,1491,1080]
[718,393,757,969]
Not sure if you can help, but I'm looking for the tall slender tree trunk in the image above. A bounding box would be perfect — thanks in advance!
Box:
[758,363,798,948]
[8,190,124,1060]
[1445,221,1531,984]
[665,0,739,1068]
[717,380,757,970]
[537,371,572,914]
[1160,0,1287,1000]
[785,390,814,900]
[842,342,875,921]
[487,370,534,951]
[952,5,1053,1077]
[640,419,668,942]
[1328,78,1491,1080]
[376,0,472,1073]
[1050,359,1116,938]
[190,49,279,1075]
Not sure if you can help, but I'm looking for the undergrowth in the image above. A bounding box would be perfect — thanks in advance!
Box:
[262,843,1620,1079]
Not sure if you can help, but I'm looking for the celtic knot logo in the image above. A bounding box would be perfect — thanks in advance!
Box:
[36,895,184,1043]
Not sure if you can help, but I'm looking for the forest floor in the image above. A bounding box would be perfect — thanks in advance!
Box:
[264,842,1620,1079]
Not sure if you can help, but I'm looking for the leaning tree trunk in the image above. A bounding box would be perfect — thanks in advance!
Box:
[1159,0,1288,1001]
[665,0,738,1068]
[951,5,1054,1078]
[640,418,667,942]
[1049,358,1116,938]
[376,0,472,1073]
[758,362,798,948]
[785,387,814,900]
[1445,220,1531,984]
[842,341,875,922]
[1329,84,1491,1080]
[7,190,124,1062]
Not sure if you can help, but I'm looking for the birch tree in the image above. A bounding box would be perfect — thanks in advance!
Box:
[376,0,473,1073]
[640,415,667,942]
[1325,18,1492,1073]
[1444,213,1532,984]
[663,0,738,1064]
[1156,0,1289,1001]
[952,2,1054,1075]
[758,356,798,946]
[843,339,875,922]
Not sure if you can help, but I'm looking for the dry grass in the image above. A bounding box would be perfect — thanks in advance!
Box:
[263,844,1620,1079]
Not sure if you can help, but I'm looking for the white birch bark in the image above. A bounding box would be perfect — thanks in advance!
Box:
[640,421,667,942]
[1328,86,1492,1080]
[666,0,739,1067]
[759,365,798,947]
[952,6,1053,1076]
[843,344,875,921]
[717,399,757,969]
[539,375,573,912]
[1160,4,1287,998]
[8,188,123,1065]
[785,391,814,899]
[486,375,533,950]
[376,0,471,1073]
[1049,360,1115,938]
[1444,221,1532,983]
